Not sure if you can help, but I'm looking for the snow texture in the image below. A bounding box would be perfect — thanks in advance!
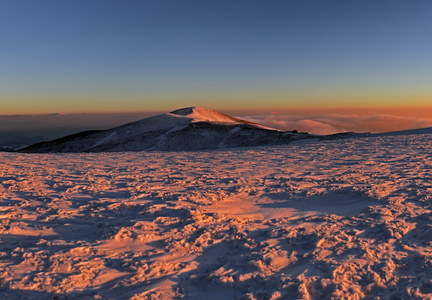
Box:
[1,132,432,299]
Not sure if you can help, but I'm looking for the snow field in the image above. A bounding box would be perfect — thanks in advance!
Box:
[1,134,432,299]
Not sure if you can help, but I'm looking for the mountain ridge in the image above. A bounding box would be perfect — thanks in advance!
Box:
[17,107,310,153]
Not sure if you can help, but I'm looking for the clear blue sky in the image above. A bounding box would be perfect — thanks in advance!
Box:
[1,0,432,114]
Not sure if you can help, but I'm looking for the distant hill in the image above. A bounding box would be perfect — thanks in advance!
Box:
[17,107,313,153]
[375,126,432,136]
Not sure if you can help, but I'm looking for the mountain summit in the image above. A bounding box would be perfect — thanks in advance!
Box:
[169,107,260,126]
[171,106,239,122]
[18,107,312,153]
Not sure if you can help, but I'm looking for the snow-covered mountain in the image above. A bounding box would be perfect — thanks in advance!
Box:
[318,126,432,141]
[18,107,312,153]
[375,126,432,136]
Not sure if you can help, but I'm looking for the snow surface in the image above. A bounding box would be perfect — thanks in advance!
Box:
[2,133,432,299]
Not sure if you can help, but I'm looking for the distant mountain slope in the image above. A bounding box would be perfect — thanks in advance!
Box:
[319,126,432,141]
[374,126,432,136]
[17,107,312,153]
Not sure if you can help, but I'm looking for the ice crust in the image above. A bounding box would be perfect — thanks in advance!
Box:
[1,133,432,299]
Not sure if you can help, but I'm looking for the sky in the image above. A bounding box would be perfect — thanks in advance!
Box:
[1,0,432,115]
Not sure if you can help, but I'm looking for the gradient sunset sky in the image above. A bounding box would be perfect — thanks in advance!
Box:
[1,0,432,115]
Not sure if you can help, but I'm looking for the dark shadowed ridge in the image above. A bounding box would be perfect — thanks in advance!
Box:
[17,107,313,153]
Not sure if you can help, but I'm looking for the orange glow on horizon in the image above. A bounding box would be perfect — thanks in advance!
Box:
[1,88,431,116]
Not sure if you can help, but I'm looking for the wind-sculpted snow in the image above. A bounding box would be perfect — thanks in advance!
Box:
[1,134,432,299]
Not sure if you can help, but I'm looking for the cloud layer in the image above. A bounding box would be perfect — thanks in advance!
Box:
[239,113,432,135]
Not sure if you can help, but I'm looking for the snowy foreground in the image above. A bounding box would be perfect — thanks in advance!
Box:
[1,134,432,299]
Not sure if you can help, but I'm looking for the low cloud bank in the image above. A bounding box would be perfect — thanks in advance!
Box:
[239,113,432,135]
